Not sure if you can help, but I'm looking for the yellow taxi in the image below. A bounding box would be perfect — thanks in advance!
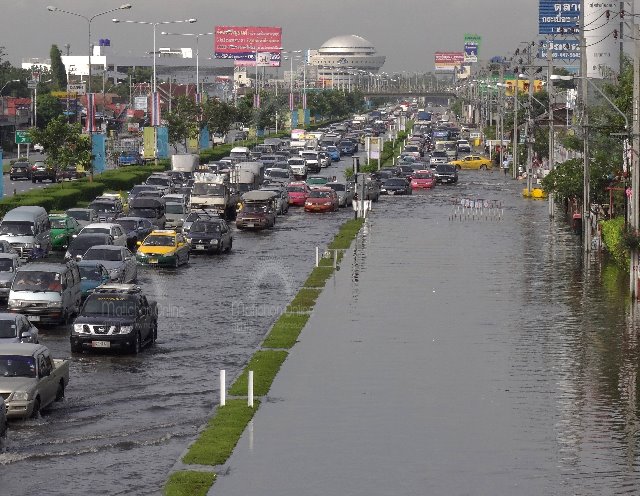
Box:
[136,229,190,267]
[449,155,493,170]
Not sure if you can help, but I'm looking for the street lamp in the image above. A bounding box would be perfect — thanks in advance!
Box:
[47,4,132,97]
[0,80,20,95]
[161,31,213,95]
[112,18,197,94]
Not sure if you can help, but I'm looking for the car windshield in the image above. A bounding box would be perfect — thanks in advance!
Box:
[289,160,304,166]
[90,202,116,212]
[68,210,91,221]
[131,186,155,195]
[117,220,137,232]
[309,190,332,198]
[0,221,33,236]
[384,179,406,185]
[432,151,447,157]
[71,236,106,252]
[327,147,338,152]
[143,235,175,247]
[82,227,108,235]
[192,183,225,196]
[287,186,306,193]
[328,184,345,192]
[267,170,290,179]
[84,248,122,262]
[146,177,170,186]
[0,320,17,339]
[307,178,327,185]
[190,222,221,234]
[0,259,15,271]
[13,270,62,292]
[0,355,36,378]
[185,213,204,223]
[437,165,456,172]
[50,219,67,229]
[243,203,269,213]
[128,208,159,219]
[414,173,433,179]
[165,204,185,214]
[79,266,102,280]
[82,295,136,317]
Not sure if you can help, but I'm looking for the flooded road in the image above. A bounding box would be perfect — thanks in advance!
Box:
[4,165,640,495]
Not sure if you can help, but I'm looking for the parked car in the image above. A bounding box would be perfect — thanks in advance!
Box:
[326,181,355,207]
[30,161,62,183]
[78,223,127,247]
[0,313,39,344]
[380,177,412,195]
[434,163,459,184]
[9,161,31,181]
[65,208,99,228]
[114,217,154,250]
[136,230,190,267]
[0,343,69,418]
[304,187,339,212]
[49,214,82,250]
[82,245,137,283]
[65,233,113,261]
[76,260,111,300]
[71,284,157,354]
[449,155,493,170]
[410,170,437,189]
[186,218,233,254]
[0,253,20,300]
[62,166,86,180]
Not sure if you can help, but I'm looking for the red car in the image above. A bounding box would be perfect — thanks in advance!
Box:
[287,182,310,206]
[411,170,436,189]
[304,187,339,213]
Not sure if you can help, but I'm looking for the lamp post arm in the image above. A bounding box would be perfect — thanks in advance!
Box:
[582,77,629,131]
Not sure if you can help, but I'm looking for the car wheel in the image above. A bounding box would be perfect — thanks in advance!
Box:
[31,397,41,418]
[131,332,141,354]
[55,381,65,401]
[32,178,36,183]
[480,165,486,170]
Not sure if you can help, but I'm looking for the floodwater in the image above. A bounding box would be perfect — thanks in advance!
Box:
[0,159,353,495]
[3,164,640,495]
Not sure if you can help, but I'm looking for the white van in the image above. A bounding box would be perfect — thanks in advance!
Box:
[0,206,51,260]
[8,262,82,325]
[230,147,250,163]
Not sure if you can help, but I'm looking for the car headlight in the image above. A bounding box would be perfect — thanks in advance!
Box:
[64,251,71,259]
[109,268,121,277]
[210,239,219,245]
[11,391,29,401]
[119,325,133,334]
[73,323,84,333]
[47,301,62,307]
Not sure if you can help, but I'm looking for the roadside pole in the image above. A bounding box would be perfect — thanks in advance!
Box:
[547,41,555,218]
[631,21,640,296]
[580,0,591,253]
[512,75,519,179]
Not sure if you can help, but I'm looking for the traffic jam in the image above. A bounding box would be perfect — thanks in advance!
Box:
[0,102,478,435]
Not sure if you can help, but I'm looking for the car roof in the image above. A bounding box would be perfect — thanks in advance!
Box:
[0,343,45,356]
[82,223,118,229]
[18,262,76,271]
[149,229,178,235]
[116,216,146,222]
[67,208,94,213]
[85,244,121,251]
[77,259,107,267]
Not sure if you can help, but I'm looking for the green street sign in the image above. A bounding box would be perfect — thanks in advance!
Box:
[15,130,31,144]
[519,134,526,145]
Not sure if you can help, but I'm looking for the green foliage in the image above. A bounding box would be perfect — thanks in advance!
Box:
[166,95,200,150]
[228,350,288,396]
[541,158,582,199]
[262,313,310,349]
[29,116,90,170]
[35,93,64,129]
[600,216,628,266]
[49,45,67,90]
[164,471,216,496]
[182,399,259,466]
[201,98,235,135]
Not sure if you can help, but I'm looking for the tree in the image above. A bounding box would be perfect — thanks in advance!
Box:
[36,93,63,128]
[234,95,254,127]
[201,98,236,135]
[49,44,67,90]
[29,116,91,173]
[165,95,199,151]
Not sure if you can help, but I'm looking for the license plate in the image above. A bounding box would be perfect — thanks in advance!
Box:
[246,223,255,228]
[92,341,110,348]
[149,258,158,264]
[388,191,395,195]
[27,315,40,322]
[196,245,206,250]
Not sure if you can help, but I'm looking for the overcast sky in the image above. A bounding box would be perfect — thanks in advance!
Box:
[2,0,539,73]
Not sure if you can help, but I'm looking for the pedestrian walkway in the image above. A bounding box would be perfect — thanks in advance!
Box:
[210,195,556,495]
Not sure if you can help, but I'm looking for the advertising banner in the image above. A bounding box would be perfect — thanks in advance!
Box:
[502,79,545,96]
[369,137,381,160]
[91,134,106,174]
[134,96,148,111]
[143,127,156,160]
[464,34,482,54]
[538,0,580,35]
[187,136,199,153]
[464,43,478,63]
[291,111,299,129]
[199,126,210,150]
[214,26,282,67]
[435,52,464,72]
[538,39,580,60]
[584,2,619,77]
[86,93,96,133]
[156,126,169,159]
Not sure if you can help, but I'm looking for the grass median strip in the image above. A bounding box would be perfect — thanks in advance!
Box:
[165,471,217,496]
[262,313,310,349]
[229,350,288,397]
[182,399,260,467]
[286,288,321,313]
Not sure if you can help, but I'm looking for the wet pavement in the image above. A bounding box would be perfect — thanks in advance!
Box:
[0,156,355,495]
[211,171,640,495]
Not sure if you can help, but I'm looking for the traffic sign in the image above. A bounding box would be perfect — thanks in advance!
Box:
[15,130,31,144]
[27,80,37,89]
[67,83,86,95]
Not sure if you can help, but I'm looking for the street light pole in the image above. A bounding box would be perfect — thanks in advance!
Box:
[161,32,213,95]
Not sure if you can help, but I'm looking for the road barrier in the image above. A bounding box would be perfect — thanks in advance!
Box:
[450,198,503,222]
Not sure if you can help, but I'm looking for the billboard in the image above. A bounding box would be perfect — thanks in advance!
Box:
[214,26,282,67]
[584,2,619,78]
[539,1,580,35]
[435,52,464,72]
[538,39,580,60]
[502,79,545,97]
[464,43,478,63]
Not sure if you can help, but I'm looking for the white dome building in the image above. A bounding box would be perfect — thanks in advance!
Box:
[308,35,385,88]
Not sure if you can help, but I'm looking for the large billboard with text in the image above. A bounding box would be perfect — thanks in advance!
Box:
[539,1,580,35]
[435,52,464,72]
[214,26,282,67]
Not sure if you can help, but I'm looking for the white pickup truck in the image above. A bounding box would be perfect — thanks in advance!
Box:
[0,343,69,419]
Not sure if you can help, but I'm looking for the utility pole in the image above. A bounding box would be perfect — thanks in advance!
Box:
[547,40,555,218]
[512,76,519,179]
[580,0,591,253]
[499,64,505,171]
[631,20,640,296]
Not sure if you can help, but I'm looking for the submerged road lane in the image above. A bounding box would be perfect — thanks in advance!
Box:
[212,170,640,496]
